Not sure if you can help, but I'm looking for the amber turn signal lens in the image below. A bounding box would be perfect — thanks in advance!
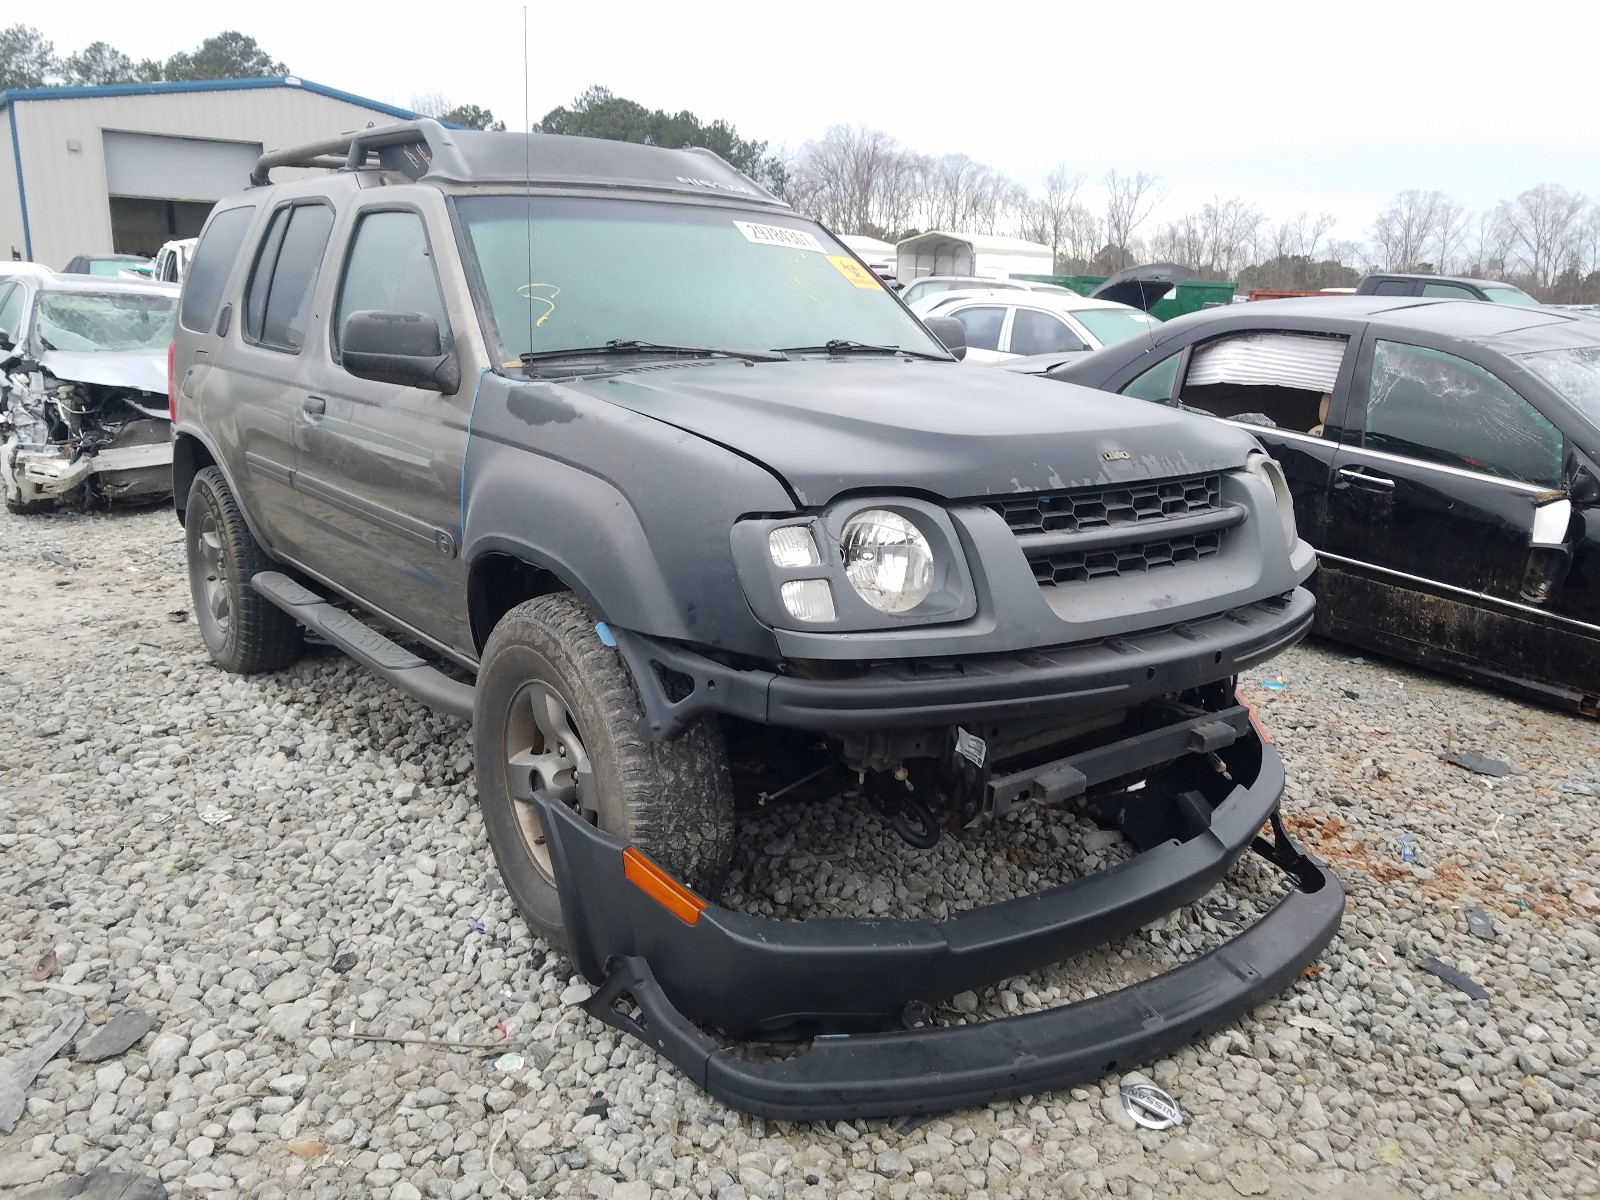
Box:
[1236,689,1271,745]
[622,847,706,926]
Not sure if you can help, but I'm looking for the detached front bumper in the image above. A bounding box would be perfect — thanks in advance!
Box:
[537,732,1344,1120]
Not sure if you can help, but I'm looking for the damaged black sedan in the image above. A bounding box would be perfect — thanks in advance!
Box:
[1039,297,1600,715]
[0,273,178,513]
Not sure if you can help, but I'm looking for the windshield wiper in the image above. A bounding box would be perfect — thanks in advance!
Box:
[519,339,787,367]
[775,339,950,361]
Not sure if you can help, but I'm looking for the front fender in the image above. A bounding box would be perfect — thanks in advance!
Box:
[461,374,796,659]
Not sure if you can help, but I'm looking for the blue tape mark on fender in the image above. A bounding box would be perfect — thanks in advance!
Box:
[595,622,617,647]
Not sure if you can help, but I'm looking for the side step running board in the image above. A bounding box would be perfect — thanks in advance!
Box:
[252,571,475,721]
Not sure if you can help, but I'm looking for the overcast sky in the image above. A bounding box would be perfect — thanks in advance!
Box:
[34,1,1600,242]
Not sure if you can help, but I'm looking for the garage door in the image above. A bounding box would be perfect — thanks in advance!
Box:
[102,132,263,203]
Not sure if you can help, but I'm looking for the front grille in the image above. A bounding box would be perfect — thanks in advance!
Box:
[987,473,1229,588]
[1029,531,1223,586]
[992,474,1222,536]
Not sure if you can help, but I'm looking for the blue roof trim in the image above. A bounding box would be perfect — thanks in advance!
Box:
[0,76,424,122]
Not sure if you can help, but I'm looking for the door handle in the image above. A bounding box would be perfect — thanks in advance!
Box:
[303,396,327,416]
[1335,466,1394,492]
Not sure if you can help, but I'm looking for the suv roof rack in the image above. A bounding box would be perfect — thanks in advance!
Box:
[249,117,786,207]
[251,118,450,186]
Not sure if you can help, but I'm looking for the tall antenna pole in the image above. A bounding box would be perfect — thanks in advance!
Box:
[523,5,533,354]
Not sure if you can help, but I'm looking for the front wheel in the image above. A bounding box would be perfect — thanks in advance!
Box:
[185,466,302,673]
[474,593,735,949]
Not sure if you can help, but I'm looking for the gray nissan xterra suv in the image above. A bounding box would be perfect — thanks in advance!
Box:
[170,119,1341,1118]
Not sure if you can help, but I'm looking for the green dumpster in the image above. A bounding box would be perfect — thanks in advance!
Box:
[1012,275,1236,320]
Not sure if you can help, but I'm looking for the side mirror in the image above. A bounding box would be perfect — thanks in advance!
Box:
[1569,460,1600,506]
[923,314,967,361]
[342,310,460,394]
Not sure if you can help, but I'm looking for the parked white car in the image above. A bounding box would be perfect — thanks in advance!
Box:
[909,289,1159,363]
[899,275,1077,307]
[152,237,197,284]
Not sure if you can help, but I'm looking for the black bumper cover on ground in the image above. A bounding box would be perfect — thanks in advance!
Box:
[536,736,1344,1121]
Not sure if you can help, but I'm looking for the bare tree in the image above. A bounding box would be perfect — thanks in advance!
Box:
[1371,189,1457,272]
[1431,198,1468,276]
[1020,166,1086,270]
[1101,170,1164,270]
[1496,183,1590,288]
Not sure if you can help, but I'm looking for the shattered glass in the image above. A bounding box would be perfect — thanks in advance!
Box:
[1518,345,1600,429]
[34,293,176,354]
[1364,340,1562,487]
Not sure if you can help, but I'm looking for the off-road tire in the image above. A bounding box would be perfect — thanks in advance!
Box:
[474,592,735,949]
[185,466,303,674]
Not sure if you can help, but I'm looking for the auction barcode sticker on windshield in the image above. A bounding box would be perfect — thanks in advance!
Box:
[734,221,826,253]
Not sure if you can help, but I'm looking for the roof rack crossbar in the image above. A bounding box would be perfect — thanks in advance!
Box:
[251,119,448,186]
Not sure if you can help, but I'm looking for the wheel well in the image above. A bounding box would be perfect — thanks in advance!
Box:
[469,553,572,653]
[172,435,216,525]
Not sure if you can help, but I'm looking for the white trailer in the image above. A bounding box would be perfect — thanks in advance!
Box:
[894,232,1053,283]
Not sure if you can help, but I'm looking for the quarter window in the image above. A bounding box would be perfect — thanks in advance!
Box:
[180,206,255,333]
[1120,352,1180,402]
[1009,308,1087,356]
[243,203,334,353]
[950,305,1005,352]
[333,211,448,357]
[1364,340,1563,486]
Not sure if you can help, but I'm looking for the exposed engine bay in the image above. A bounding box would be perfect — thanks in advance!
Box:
[1,357,173,513]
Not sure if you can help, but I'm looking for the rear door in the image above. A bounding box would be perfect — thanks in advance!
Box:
[202,200,335,558]
[1318,334,1596,696]
[292,201,473,648]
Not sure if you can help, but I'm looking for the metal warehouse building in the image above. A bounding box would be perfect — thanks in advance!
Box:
[1,77,421,269]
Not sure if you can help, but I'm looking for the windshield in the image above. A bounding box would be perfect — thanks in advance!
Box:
[34,291,176,352]
[1483,286,1539,307]
[1518,346,1600,427]
[456,196,945,363]
[1072,307,1160,347]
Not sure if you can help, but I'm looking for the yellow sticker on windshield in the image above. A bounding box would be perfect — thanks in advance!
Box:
[827,255,881,290]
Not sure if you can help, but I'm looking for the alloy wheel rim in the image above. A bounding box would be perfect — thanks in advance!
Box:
[197,511,231,635]
[503,679,596,881]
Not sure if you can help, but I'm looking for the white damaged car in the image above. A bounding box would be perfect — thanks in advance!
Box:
[0,274,177,513]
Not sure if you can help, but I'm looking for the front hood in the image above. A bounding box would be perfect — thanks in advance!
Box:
[37,350,167,397]
[560,358,1255,506]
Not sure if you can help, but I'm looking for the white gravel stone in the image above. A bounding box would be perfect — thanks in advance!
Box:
[1,507,1595,1200]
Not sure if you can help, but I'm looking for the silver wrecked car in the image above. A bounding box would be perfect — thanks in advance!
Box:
[0,273,178,512]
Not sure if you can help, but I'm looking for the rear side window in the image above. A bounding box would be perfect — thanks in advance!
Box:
[333,210,448,356]
[1421,282,1474,299]
[951,305,1005,351]
[1371,280,1412,296]
[244,203,335,353]
[179,206,255,333]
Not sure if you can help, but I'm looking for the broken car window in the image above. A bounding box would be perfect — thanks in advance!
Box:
[1364,340,1562,486]
[1180,332,1348,433]
[33,292,176,353]
[1517,345,1600,430]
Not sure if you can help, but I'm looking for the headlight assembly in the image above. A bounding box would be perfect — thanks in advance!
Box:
[1246,450,1298,547]
[839,509,935,613]
[731,500,975,632]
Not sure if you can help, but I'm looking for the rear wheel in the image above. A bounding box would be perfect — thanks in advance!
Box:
[185,466,302,673]
[474,593,735,949]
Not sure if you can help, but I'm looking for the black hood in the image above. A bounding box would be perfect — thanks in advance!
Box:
[561,358,1255,506]
[1091,262,1196,312]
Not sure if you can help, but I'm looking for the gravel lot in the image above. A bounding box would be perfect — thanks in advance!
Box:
[1,505,1597,1200]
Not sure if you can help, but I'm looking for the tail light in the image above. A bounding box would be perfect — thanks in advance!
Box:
[167,341,177,421]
